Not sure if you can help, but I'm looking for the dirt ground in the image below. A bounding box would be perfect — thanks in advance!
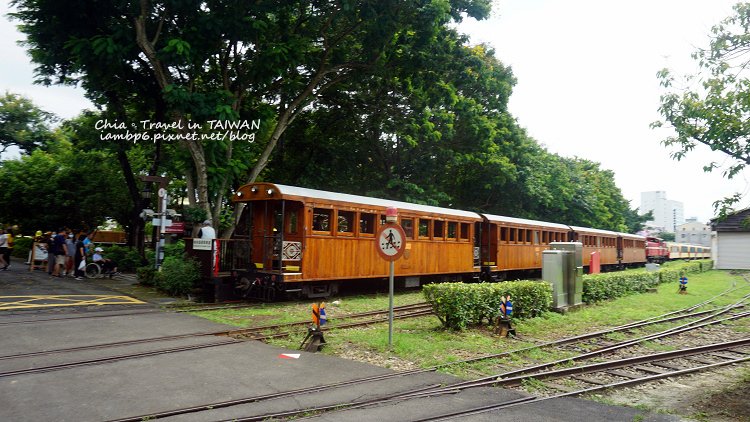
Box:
[596,364,750,421]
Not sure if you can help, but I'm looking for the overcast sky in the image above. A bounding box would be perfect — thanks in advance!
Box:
[2,1,749,223]
[459,0,750,222]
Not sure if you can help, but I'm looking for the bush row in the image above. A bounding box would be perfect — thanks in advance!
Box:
[582,260,713,303]
[423,281,552,330]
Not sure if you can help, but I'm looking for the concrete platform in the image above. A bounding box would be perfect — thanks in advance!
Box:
[0,265,679,421]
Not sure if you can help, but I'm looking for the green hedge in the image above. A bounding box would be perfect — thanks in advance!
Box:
[11,236,33,259]
[154,255,201,296]
[582,260,713,303]
[423,281,552,330]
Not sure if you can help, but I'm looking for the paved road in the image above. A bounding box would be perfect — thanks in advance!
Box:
[0,264,679,421]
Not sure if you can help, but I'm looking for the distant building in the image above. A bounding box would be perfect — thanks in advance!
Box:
[711,208,750,269]
[640,191,685,232]
[675,218,711,246]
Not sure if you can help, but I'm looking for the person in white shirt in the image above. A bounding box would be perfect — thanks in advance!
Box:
[199,220,216,240]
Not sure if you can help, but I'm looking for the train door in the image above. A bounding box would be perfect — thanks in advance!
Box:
[479,222,498,267]
[473,222,482,268]
[250,200,304,272]
[616,236,624,262]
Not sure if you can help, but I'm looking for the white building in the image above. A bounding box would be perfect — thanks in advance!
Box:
[712,208,750,269]
[640,191,685,232]
[675,218,711,246]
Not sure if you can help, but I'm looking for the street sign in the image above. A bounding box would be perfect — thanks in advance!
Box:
[376,223,406,261]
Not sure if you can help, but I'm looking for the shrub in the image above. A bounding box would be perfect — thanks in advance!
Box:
[102,245,144,272]
[11,236,33,259]
[423,281,552,330]
[136,265,156,286]
[154,255,201,296]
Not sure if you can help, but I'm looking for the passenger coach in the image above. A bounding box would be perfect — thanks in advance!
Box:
[221,182,648,299]
[231,183,481,297]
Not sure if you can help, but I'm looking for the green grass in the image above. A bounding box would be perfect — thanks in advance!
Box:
[190,270,750,379]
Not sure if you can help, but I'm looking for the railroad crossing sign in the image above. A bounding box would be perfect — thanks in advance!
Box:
[376,223,407,261]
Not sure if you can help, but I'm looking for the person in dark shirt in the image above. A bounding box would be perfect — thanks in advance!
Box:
[74,234,86,280]
[51,228,68,277]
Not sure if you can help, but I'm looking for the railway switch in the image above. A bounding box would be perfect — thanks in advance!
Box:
[496,295,515,337]
[679,276,688,294]
[300,302,327,352]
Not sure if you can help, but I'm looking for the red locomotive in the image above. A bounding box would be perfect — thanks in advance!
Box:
[645,236,669,263]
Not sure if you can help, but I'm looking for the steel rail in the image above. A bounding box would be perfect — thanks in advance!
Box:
[414,352,750,421]
[0,308,161,326]
[0,304,433,360]
[0,339,238,378]
[433,308,750,391]
[105,373,441,422]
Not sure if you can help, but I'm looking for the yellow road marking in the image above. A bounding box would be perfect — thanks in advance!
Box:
[0,295,145,310]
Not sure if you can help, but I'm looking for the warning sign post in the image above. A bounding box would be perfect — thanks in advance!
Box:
[376,207,407,347]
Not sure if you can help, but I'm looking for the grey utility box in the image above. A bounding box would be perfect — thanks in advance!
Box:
[550,242,583,307]
[542,250,570,309]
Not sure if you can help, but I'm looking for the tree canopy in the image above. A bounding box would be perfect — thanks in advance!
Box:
[654,2,750,216]
[6,1,646,236]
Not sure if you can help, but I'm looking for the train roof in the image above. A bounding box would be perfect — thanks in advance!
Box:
[236,183,480,219]
[570,225,645,240]
[482,214,571,230]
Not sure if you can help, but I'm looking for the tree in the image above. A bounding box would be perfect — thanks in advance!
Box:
[0,91,55,154]
[0,137,130,232]
[654,3,750,216]
[11,0,493,235]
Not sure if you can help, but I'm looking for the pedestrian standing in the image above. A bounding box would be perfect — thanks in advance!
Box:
[51,228,68,277]
[4,227,13,270]
[74,234,86,280]
[45,232,55,274]
[65,233,76,276]
[0,228,8,270]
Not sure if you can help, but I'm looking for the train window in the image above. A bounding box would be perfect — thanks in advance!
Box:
[359,213,376,234]
[418,219,431,238]
[459,223,470,240]
[500,227,509,243]
[402,218,414,239]
[447,222,457,239]
[681,246,688,253]
[533,231,539,244]
[526,230,532,244]
[434,220,445,239]
[337,210,354,233]
[689,247,695,253]
[518,229,526,244]
[596,237,601,247]
[672,246,678,253]
[379,215,387,225]
[509,228,516,243]
[542,231,548,244]
[312,209,331,232]
[286,210,298,234]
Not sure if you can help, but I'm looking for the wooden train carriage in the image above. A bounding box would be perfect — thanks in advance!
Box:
[618,232,647,264]
[567,227,646,267]
[568,226,621,266]
[232,183,481,297]
[480,214,571,273]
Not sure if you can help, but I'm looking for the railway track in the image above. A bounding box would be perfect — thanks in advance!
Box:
[0,302,435,378]
[98,289,750,422]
